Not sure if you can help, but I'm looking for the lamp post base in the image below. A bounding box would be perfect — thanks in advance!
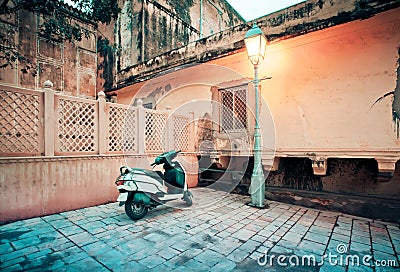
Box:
[246,201,269,209]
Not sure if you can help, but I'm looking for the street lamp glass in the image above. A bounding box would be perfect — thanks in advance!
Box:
[244,23,267,66]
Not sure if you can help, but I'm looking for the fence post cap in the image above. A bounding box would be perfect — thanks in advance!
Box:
[137,99,143,106]
[97,91,106,99]
[43,80,53,88]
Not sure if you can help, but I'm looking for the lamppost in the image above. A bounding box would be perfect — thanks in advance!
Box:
[244,23,267,208]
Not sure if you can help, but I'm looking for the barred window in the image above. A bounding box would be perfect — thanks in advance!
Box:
[220,86,247,131]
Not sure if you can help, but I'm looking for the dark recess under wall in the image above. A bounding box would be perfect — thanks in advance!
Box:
[220,157,400,223]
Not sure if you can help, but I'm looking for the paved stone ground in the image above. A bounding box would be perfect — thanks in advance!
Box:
[1,188,399,271]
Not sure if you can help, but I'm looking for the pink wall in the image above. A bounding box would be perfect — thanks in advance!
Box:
[113,9,400,175]
[0,156,122,222]
[0,155,198,223]
[116,9,400,174]
[209,8,400,172]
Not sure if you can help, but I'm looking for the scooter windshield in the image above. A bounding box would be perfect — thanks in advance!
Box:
[154,150,179,165]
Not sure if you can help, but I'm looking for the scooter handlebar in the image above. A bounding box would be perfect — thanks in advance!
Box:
[151,150,182,167]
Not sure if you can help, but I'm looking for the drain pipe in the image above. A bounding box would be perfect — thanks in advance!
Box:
[199,0,203,39]
[141,0,145,62]
[207,0,223,32]
[199,0,223,39]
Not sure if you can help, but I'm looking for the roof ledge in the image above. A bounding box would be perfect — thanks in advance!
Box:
[114,0,400,89]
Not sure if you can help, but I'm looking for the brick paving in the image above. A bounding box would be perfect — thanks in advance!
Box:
[1,188,399,271]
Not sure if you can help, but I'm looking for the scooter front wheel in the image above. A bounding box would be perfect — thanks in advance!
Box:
[125,198,148,220]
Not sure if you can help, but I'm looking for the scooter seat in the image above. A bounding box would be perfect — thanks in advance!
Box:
[146,170,164,184]
[131,168,164,184]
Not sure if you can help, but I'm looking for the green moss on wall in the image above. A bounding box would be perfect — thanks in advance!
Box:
[97,36,114,90]
[159,16,167,48]
[166,0,194,24]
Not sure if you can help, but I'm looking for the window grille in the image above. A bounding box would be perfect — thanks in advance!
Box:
[220,86,247,131]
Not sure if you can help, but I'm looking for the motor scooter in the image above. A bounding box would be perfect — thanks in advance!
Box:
[115,150,193,220]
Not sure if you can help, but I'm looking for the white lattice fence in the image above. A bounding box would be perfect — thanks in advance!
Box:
[145,109,167,152]
[0,88,44,155]
[173,115,190,151]
[107,103,137,153]
[0,84,194,157]
[55,95,98,155]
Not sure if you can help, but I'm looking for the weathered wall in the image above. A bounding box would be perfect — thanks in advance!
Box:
[262,159,400,223]
[0,9,97,98]
[0,154,198,223]
[113,7,400,167]
[115,0,243,71]
[115,0,400,87]
[188,0,244,36]
[209,7,400,170]
[211,7,400,219]
[114,8,400,164]
[112,7,400,202]
[97,22,117,93]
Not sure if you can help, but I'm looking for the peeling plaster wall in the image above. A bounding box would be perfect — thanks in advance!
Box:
[263,159,400,222]
[116,0,400,87]
[208,8,400,155]
[265,158,400,197]
[115,0,243,71]
[116,7,400,161]
[114,7,400,205]
[97,22,116,93]
[213,8,400,205]
[0,9,97,98]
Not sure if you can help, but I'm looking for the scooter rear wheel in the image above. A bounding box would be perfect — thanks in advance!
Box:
[183,191,193,207]
[125,198,148,220]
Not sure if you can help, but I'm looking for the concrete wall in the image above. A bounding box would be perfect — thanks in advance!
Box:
[0,156,122,223]
[111,8,400,200]
[0,9,98,98]
[97,22,116,93]
[115,0,243,70]
[115,0,400,87]
[113,8,400,169]
[0,154,198,223]
[209,8,400,173]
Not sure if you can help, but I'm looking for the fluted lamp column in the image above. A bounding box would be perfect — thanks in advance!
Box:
[244,22,267,208]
